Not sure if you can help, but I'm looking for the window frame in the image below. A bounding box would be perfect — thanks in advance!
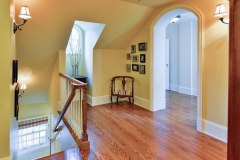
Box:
[66,24,84,55]
[18,115,50,155]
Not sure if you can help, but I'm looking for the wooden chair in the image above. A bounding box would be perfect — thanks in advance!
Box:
[110,76,134,109]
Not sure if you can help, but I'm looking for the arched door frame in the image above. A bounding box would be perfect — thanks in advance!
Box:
[149,4,203,132]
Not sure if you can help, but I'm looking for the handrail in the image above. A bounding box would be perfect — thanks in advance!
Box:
[52,73,87,132]
[52,85,76,132]
[51,73,89,151]
[59,73,87,85]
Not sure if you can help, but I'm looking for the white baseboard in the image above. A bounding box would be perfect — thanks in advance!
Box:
[192,89,197,96]
[87,94,125,106]
[197,118,202,132]
[87,94,151,111]
[179,86,191,95]
[169,84,197,96]
[203,120,227,143]
[87,94,93,106]
[169,84,179,92]
[134,96,150,111]
[87,95,110,106]
[0,157,11,160]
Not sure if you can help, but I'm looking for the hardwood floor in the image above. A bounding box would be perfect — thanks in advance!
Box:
[41,91,227,160]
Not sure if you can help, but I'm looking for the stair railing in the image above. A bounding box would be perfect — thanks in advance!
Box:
[52,73,89,151]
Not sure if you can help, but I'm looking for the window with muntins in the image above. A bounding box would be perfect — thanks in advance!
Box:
[18,115,49,153]
[66,25,83,55]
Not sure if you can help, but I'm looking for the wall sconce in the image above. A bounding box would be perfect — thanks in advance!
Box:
[14,83,27,120]
[214,4,229,24]
[170,15,180,23]
[19,83,27,97]
[13,6,32,33]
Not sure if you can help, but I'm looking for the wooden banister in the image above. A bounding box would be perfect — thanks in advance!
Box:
[52,85,76,132]
[59,73,87,85]
[52,73,89,151]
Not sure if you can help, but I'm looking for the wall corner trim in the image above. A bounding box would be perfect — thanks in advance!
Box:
[203,120,227,143]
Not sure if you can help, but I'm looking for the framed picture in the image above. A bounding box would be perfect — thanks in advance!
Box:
[132,64,139,71]
[12,60,18,84]
[132,55,138,62]
[131,45,136,53]
[138,42,147,51]
[139,65,145,74]
[140,54,146,63]
[127,53,131,60]
[126,64,131,72]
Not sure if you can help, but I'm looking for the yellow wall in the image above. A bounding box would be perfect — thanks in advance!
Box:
[19,103,51,120]
[0,0,18,158]
[93,49,128,97]
[128,0,228,127]
[92,0,228,128]
[47,50,66,118]
[0,0,11,157]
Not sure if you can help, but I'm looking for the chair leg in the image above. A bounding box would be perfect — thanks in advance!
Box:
[110,96,113,108]
[132,97,134,110]
[128,97,131,104]
[116,97,119,104]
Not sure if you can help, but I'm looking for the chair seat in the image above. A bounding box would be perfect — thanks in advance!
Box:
[113,90,132,96]
[110,76,134,109]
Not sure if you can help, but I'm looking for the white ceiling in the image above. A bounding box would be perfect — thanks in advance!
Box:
[168,11,197,25]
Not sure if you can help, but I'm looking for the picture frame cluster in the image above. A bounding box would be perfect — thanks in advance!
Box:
[126,42,146,74]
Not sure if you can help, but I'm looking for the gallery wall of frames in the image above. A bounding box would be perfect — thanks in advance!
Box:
[126,42,146,74]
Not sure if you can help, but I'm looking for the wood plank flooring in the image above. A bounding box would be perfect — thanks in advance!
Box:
[41,91,227,160]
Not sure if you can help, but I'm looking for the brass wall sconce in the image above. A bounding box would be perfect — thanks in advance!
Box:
[14,83,27,120]
[19,83,27,97]
[13,6,32,33]
[214,4,229,24]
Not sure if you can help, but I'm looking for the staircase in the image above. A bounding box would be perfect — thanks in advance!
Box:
[39,73,90,159]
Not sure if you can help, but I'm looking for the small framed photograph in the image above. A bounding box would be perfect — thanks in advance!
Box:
[140,54,146,63]
[132,64,139,71]
[127,53,131,60]
[139,65,145,74]
[131,45,136,53]
[132,55,138,62]
[126,64,131,72]
[138,42,147,51]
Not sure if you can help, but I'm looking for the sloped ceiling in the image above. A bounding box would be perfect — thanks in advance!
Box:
[15,0,157,105]
[121,0,176,8]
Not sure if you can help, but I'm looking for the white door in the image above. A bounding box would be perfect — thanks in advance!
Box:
[165,39,169,90]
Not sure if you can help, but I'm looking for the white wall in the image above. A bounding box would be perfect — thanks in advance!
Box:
[166,20,197,96]
[59,121,76,152]
[192,20,198,94]
[18,146,50,160]
[166,25,179,88]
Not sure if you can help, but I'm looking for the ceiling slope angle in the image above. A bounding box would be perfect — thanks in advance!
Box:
[15,0,155,105]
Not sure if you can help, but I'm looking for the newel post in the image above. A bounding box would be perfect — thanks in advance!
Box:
[82,85,88,142]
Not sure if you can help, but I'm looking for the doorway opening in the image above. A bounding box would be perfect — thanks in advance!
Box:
[165,11,198,129]
[149,6,202,132]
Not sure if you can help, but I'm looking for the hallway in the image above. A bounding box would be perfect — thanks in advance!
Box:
[86,91,226,159]
[40,91,226,160]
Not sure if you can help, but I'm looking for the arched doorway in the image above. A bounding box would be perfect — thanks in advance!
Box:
[149,5,203,132]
